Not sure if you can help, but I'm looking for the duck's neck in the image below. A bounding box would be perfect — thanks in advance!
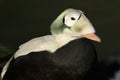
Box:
[52,28,83,51]
[54,35,81,50]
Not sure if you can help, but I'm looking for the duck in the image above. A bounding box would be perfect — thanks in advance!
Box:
[1,8,101,80]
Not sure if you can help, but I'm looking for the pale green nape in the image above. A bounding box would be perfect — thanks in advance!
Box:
[50,8,76,35]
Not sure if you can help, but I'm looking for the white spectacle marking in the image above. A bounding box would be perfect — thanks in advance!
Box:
[64,11,81,27]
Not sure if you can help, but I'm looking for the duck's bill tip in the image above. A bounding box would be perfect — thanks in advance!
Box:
[84,33,101,42]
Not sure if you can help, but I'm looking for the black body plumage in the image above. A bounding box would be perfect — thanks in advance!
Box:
[3,38,97,80]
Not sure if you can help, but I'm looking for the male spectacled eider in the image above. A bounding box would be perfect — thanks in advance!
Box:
[1,8,101,80]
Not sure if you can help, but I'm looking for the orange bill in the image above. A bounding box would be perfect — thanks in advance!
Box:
[84,33,101,42]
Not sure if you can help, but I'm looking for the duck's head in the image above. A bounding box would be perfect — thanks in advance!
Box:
[51,8,101,42]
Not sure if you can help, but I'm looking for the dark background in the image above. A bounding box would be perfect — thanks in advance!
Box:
[0,0,120,61]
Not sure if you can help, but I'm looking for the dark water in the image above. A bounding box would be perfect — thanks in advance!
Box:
[0,0,120,60]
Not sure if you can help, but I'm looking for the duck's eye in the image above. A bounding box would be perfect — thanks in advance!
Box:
[71,17,76,20]
[64,11,81,27]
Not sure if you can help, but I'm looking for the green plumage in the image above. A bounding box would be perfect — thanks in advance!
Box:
[50,8,74,35]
